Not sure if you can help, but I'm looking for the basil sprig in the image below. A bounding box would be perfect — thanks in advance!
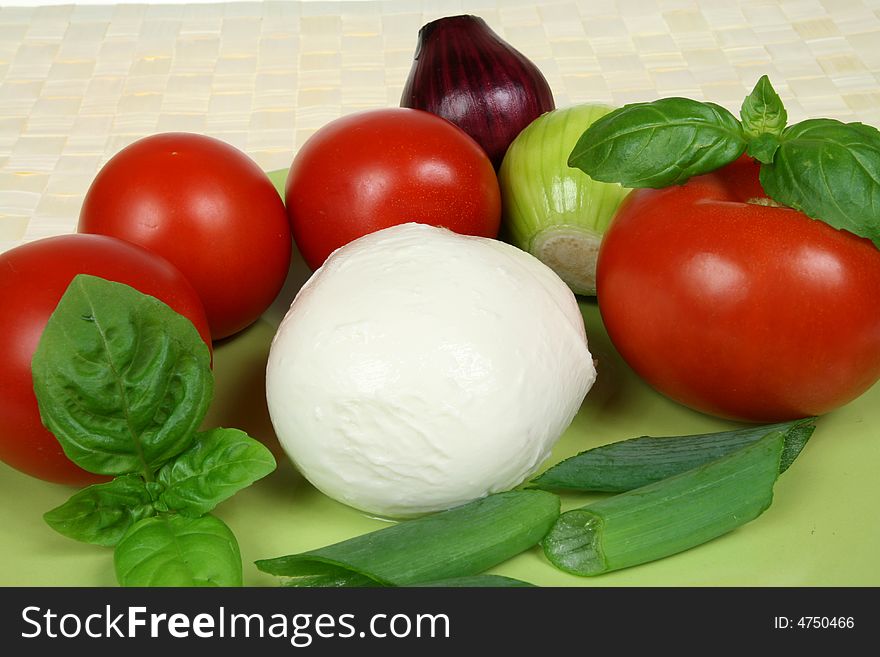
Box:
[759,120,880,245]
[569,75,880,247]
[33,275,276,587]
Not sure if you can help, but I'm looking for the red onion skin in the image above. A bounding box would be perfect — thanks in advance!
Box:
[401,15,556,170]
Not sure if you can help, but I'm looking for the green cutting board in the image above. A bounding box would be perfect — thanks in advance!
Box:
[2,170,878,587]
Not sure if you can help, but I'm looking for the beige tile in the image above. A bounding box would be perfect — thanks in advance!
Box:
[0,170,48,193]
[208,91,254,114]
[249,108,296,131]
[131,55,173,76]
[48,59,96,80]
[215,54,258,75]
[0,215,29,242]
[118,91,163,114]
[664,9,711,33]
[844,90,880,120]
[155,113,207,133]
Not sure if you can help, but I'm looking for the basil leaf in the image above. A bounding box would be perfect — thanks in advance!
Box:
[158,428,276,517]
[43,474,159,547]
[31,274,213,477]
[568,98,746,188]
[740,75,787,145]
[741,76,787,164]
[114,514,242,587]
[746,133,781,165]
[759,119,880,245]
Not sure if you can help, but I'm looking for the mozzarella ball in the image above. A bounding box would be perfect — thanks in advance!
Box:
[266,223,596,518]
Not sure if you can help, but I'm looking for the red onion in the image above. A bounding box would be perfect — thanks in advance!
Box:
[401,15,556,170]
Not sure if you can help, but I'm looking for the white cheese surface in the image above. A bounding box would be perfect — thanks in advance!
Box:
[266,223,596,518]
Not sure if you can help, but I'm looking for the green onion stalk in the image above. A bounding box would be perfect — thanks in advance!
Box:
[542,425,813,576]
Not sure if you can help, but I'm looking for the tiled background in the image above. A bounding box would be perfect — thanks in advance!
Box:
[1,0,879,253]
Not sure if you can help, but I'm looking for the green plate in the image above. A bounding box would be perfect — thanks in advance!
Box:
[2,170,878,587]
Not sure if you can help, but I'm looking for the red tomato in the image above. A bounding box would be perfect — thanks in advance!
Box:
[78,133,291,340]
[597,156,880,422]
[0,234,211,486]
[285,108,501,270]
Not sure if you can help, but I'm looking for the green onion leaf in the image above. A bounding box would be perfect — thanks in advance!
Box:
[256,490,559,587]
[405,575,536,587]
[543,429,791,576]
[530,418,815,492]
